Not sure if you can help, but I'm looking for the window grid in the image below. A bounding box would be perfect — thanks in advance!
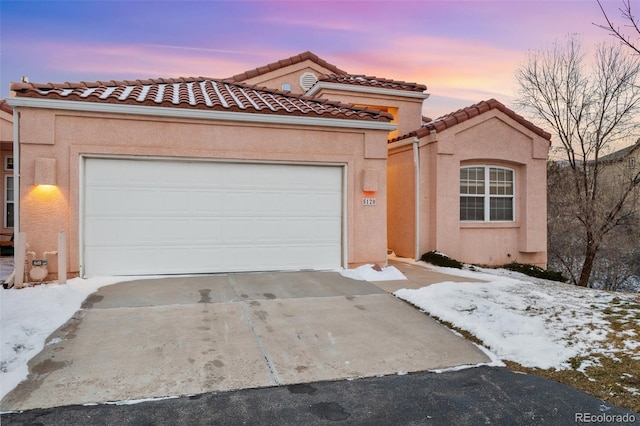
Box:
[5,175,13,228]
[460,166,514,222]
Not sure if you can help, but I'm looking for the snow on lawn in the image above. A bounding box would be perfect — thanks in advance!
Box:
[395,261,640,371]
[0,276,144,400]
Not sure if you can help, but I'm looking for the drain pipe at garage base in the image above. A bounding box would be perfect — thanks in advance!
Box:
[412,137,420,261]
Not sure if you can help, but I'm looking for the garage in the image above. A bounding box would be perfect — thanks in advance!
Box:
[82,157,344,276]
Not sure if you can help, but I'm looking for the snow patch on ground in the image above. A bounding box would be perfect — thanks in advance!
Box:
[338,264,406,282]
[0,275,146,400]
[394,262,638,371]
[2,259,637,405]
[0,256,14,282]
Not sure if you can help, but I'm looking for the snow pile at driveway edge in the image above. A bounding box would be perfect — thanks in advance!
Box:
[338,264,406,282]
[0,276,144,400]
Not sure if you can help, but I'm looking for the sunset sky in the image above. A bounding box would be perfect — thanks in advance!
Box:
[0,0,629,119]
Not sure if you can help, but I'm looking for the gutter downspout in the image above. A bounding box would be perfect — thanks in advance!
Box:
[12,108,24,287]
[12,109,19,239]
[413,136,420,261]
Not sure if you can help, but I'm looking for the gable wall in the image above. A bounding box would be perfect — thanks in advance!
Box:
[234,60,336,94]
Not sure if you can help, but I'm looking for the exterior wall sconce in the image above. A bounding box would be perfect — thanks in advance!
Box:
[362,168,379,201]
[362,168,379,194]
[35,158,57,186]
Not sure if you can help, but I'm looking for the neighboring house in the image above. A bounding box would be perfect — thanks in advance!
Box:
[599,138,640,214]
[5,51,550,281]
[0,100,14,253]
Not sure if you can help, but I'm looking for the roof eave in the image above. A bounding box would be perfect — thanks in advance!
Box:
[6,97,396,131]
[306,82,430,100]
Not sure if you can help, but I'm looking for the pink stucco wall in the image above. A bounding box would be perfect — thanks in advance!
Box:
[0,110,14,238]
[386,145,415,257]
[17,107,390,279]
[314,89,425,139]
[388,110,548,268]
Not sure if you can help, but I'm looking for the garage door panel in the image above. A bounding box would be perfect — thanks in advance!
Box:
[282,192,341,214]
[85,188,123,215]
[283,244,340,269]
[85,218,123,245]
[187,191,224,215]
[221,219,254,243]
[83,159,343,276]
[188,218,224,241]
[308,218,342,241]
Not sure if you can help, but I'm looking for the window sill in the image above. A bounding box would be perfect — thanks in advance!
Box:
[460,221,519,229]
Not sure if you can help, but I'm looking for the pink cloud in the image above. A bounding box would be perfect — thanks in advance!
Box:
[329,36,523,107]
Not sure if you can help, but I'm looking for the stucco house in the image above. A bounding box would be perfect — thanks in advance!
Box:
[4,51,550,282]
[599,138,640,218]
[0,100,14,254]
[600,138,640,186]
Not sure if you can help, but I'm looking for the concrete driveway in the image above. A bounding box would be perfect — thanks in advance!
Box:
[1,265,490,411]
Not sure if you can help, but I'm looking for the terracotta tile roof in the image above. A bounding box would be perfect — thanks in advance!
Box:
[390,99,551,142]
[227,51,347,83]
[229,51,427,94]
[0,99,12,114]
[318,74,427,93]
[9,77,394,122]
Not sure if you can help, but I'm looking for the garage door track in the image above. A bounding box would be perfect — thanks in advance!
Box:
[1,270,490,411]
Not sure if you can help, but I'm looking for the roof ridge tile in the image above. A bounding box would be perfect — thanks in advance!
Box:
[227,51,347,83]
[0,99,12,114]
[319,73,427,93]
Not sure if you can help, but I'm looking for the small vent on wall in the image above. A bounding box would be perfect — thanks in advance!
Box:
[299,72,318,92]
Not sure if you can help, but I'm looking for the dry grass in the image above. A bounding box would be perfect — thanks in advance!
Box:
[504,355,639,413]
[432,297,640,413]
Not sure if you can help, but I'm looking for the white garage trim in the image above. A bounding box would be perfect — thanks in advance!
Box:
[80,156,347,277]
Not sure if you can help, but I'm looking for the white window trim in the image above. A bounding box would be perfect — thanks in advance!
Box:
[4,155,13,172]
[4,174,14,228]
[460,165,516,222]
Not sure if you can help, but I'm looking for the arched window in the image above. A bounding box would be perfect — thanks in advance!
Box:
[460,166,514,221]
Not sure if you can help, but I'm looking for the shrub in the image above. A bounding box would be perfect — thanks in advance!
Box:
[420,251,464,269]
[502,262,568,282]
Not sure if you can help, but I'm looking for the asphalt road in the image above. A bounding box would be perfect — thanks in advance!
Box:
[2,366,638,425]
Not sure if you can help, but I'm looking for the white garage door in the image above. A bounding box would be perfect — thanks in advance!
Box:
[82,158,344,276]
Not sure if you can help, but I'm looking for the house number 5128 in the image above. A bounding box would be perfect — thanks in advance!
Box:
[362,198,376,206]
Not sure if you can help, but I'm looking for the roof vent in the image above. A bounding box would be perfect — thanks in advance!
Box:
[299,72,318,92]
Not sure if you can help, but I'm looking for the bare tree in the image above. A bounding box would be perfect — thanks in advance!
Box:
[596,0,640,55]
[516,35,640,287]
